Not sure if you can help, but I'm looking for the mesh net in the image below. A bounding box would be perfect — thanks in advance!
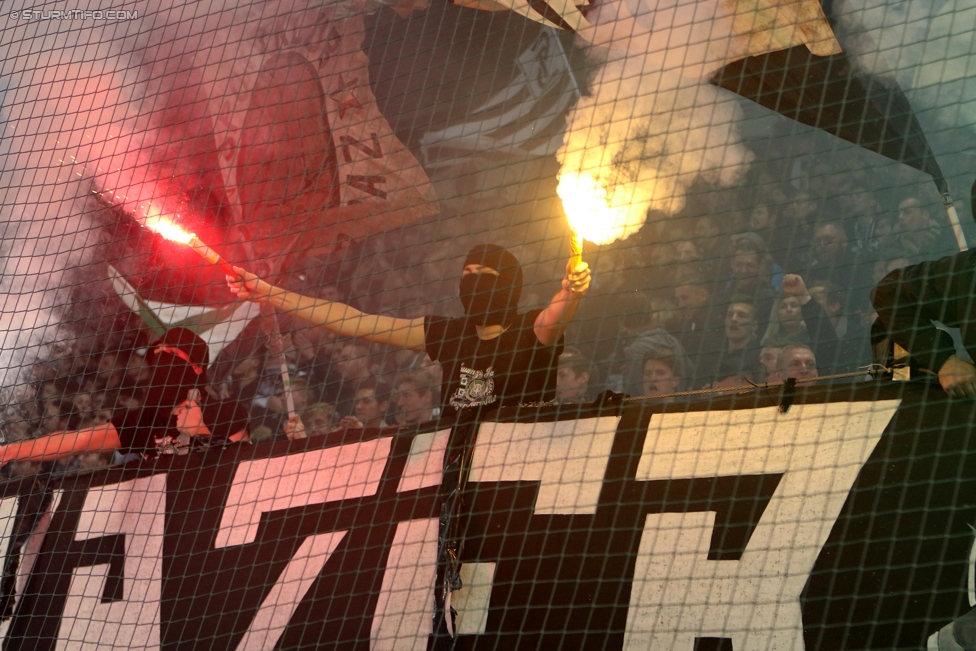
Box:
[0,0,975,648]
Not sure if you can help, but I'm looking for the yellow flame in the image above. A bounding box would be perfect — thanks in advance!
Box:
[556,172,632,246]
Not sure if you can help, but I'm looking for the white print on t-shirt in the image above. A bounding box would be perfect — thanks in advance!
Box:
[451,365,497,409]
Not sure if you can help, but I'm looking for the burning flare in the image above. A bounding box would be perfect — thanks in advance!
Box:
[557,172,644,246]
[139,205,238,277]
[144,213,195,245]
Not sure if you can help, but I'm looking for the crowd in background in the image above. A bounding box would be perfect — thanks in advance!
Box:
[0,188,958,473]
[564,194,955,402]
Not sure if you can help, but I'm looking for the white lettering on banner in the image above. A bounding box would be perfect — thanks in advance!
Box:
[216,439,392,547]
[235,532,348,651]
[371,519,439,651]
[56,474,166,651]
[624,401,900,650]
[469,417,621,515]
[397,430,451,494]
[451,562,496,635]
[0,496,19,641]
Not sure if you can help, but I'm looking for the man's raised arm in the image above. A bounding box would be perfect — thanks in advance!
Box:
[535,262,591,346]
[228,267,427,351]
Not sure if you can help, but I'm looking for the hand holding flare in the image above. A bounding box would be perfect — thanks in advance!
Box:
[557,171,645,278]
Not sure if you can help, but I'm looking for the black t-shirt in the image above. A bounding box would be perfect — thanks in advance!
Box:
[112,391,249,458]
[425,310,563,414]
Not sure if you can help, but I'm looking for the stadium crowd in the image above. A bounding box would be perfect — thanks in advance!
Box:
[0,191,957,472]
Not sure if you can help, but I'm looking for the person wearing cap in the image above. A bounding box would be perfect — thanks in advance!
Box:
[227,245,590,416]
[0,328,249,466]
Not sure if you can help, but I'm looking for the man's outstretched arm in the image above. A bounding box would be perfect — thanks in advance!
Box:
[535,262,591,346]
[228,267,427,351]
[0,423,121,466]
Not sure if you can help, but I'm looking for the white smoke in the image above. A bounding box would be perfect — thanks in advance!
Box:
[556,48,753,242]
[0,0,357,389]
[839,0,976,130]
[0,28,143,389]
[0,0,238,390]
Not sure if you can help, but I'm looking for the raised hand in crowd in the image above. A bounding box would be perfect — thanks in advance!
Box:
[781,274,812,304]
[172,389,210,438]
[563,261,592,296]
[283,414,307,440]
[338,415,365,430]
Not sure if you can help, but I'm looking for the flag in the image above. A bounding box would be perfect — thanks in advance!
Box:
[709,24,945,190]
[581,0,840,78]
[453,0,842,80]
[202,4,440,262]
[89,0,440,270]
[418,29,581,168]
[108,265,262,365]
[452,0,590,33]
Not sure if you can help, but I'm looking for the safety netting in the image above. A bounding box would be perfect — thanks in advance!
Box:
[1,0,976,648]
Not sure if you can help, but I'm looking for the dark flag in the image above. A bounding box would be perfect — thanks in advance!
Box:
[709,3,968,249]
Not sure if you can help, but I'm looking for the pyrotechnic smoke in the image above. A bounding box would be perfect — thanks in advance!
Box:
[0,0,289,390]
[0,35,142,390]
[0,3,229,390]
[556,49,753,244]
[838,0,976,129]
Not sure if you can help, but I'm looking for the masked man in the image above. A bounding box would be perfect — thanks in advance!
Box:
[228,245,590,416]
[0,328,249,466]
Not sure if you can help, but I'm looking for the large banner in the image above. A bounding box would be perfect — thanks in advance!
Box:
[1,381,974,650]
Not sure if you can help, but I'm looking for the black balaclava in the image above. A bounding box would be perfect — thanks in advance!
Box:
[143,328,209,437]
[459,245,523,327]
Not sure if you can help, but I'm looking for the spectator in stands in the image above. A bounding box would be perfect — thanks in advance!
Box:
[228,244,589,416]
[122,348,151,392]
[722,234,777,338]
[759,345,783,380]
[776,344,819,382]
[673,267,714,325]
[338,380,392,429]
[623,329,690,396]
[810,220,850,271]
[394,369,437,426]
[325,340,378,417]
[284,403,337,440]
[641,346,689,402]
[729,233,781,291]
[0,328,249,466]
[227,353,265,405]
[267,375,311,416]
[89,351,125,392]
[806,220,874,310]
[707,297,764,385]
[694,215,729,261]
[896,198,944,256]
[764,294,806,343]
[868,214,899,255]
[672,266,725,388]
[807,279,871,373]
[762,275,839,374]
[675,240,703,263]
[555,347,593,404]
[873,249,976,397]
